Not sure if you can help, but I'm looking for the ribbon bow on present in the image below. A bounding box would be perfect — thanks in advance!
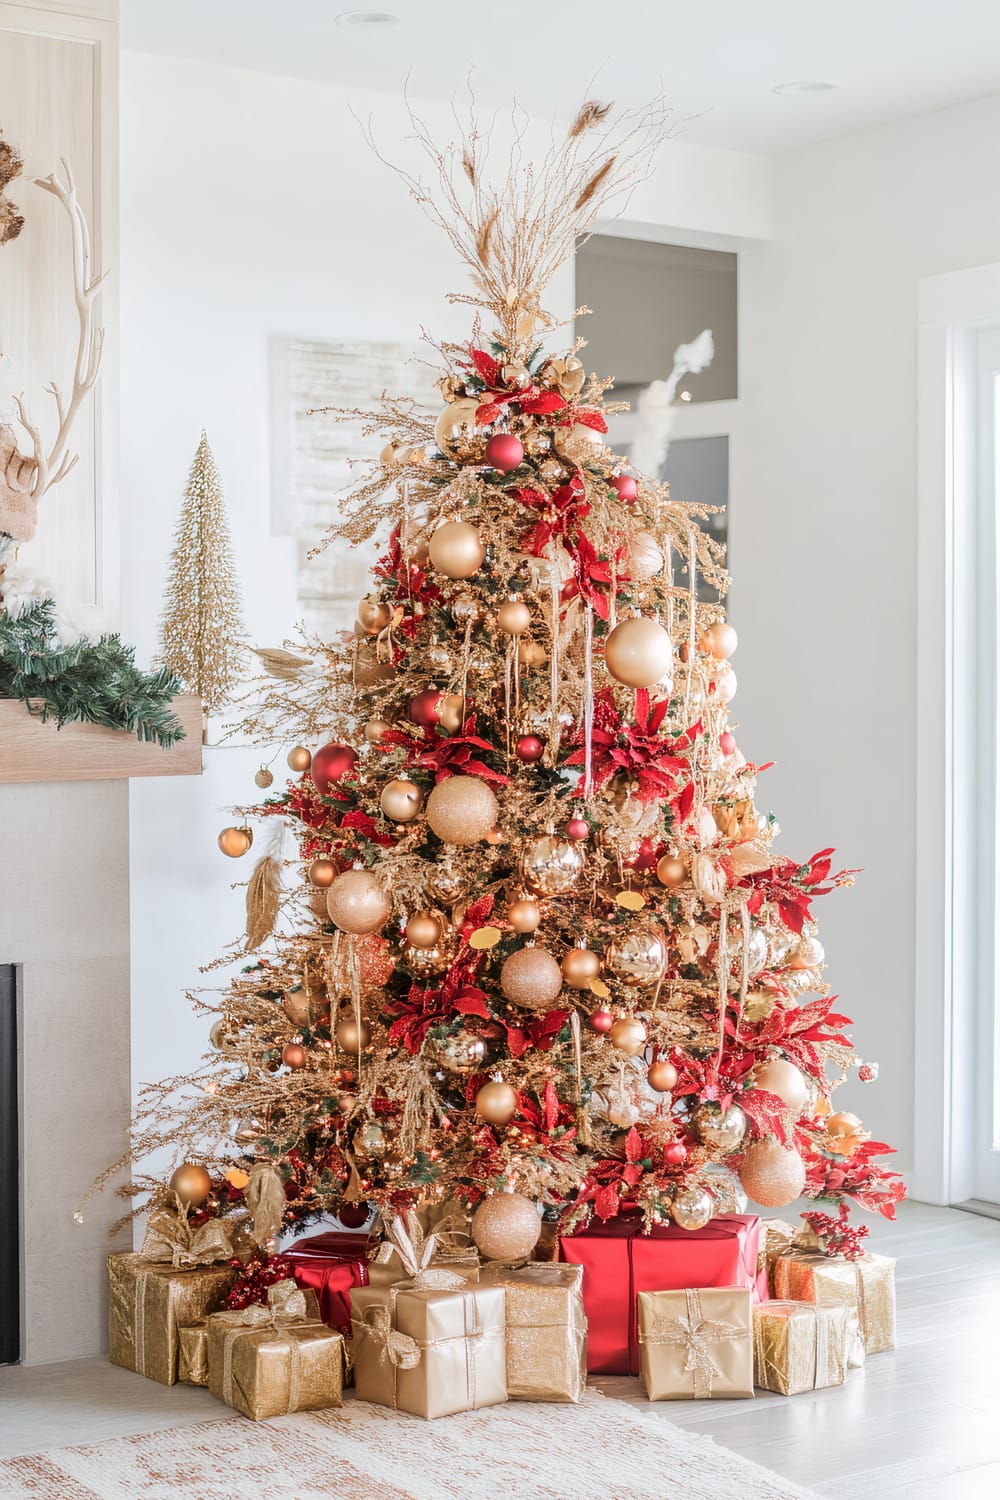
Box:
[372,1213,468,1291]
[642,1290,745,1399]
[356,1303,422,1372]
[141,1208,233,1269]
[210,1278,311,1332]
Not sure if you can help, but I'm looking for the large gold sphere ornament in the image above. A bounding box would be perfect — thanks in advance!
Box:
[335,1015,372,1055]
[604,925,667,989]
[282,988,329,1028]
[739,1139,806,1207]
[425,776,498,845]
[691,1101,748,1153]
[405,910,445,949]
[287,745,312,772]
[604,617,674,689]
[608,1017,648,1057]
[714,666,738,705]
[497,598,532,636]
[218,825,253,858]
[471,1193,541,1261]
[500,946,563,1010]
[671,1186,715,1231]
[282,1042,308,1070]
[380,778,424,823]
[561,947,602,988]
[519,835,584,896]
[475,1080,518,1126]
[647,1059,679,1093]
[700,621,738,659]
[357,595,392,634]
[169,1163,212,1209]
[425,1028,489,1074]
[325,869,392,934]
[508,896,542,933]
[307,857,337,888]
[754,1057,810,1113]
[429,520,486,580]
[434,397,481,455]
[656,854,687,889]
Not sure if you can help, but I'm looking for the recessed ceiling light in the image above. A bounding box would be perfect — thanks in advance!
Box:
[772,80,837,98]
[335,10,401,27]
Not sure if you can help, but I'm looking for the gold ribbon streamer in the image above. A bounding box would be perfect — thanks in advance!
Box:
[245,1163,286,1246]
[639,1288,744,1398]
[583,601,595,797]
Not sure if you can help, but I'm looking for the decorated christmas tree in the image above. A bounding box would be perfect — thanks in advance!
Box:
[99,100,903,1267]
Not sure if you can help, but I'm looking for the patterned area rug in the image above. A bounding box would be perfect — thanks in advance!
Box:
[0,1391,819,1500]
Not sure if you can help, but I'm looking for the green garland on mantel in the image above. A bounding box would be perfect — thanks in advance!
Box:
[0,597,186,747]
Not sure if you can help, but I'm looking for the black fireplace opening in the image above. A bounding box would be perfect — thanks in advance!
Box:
[1,964,19,1364]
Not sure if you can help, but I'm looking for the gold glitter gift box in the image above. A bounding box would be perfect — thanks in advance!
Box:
[752,1299,850,1395]
[179,1287,320,1387]
[478,1262,587,1402]
[205,1281,343,1421]
[771,1248,896,1355]
[637,1287,754,1400]
[107,1251,237,1387]
[758,1219,797,1296]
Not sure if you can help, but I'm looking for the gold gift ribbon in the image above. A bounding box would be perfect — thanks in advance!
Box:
[141,1208,233,1270]
[210,1279,320,1410]
[638,1288,745,1399]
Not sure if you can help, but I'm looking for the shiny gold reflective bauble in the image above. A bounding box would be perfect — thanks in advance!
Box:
[754,1057,810,1113]
[434,397,481,455]
[656,854,687,888]
[604,925,667,989]
[169,1163,212,1209]
[282,1042,308,1070]
[824,1110,864,1157]
[608,1017,648,1057]
[425,776,498,845]
[254,767,274,790]
[405,938,454,977]
[209,1017,242,1054]
[380,778,424,823]
[475,1080,518,1126]
[218,825,253,858]
[700,620,738,659]
[739,1139,806,1207]
[364,718,392,742]
[517,638,548,668]
[429,520,486,580]
[357,1121,387,1155]
[604,617,674,689]
[561,947,602,988]
[671,1186,715,1231]
[282,988,329,1029]
[425,1028,488,1075]
[691,1101,748,1153]
[519,835,584,896]
[437,693,466,734]
[307,857,337,888]
[335,1015,372,1055]
[789,935,825,970]
[471,1192,541,1262]
[497,598,532,636]
[426,865,470,906]
[406,910,445,949]
[629,531,664,581]
[233,1118,262,1146]
[508,897,542,933]
[326,869,392,934]
[647,1059,679,1092]
[500,946,564,1010]
[287,746,312,772]
[357,595,392,634]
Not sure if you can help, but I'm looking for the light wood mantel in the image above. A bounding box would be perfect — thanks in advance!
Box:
[0,694,203,783]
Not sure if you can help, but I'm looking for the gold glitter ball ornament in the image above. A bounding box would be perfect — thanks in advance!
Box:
[519,835,584,896]
[380,778,424,823]
[608,1016,648,1057]
[425,776,498,845]
[472,1193,541,1261]
[671,1186,715,1231]
[325,869,392,934]
[429,520,485,579]
[604,925,667,989]
[789,935,825,970]
[739,1139,806,1207]
[254,766,274,790]
[169,1163,212,1209]
[753,1057,809,1112]
[691,1101,748,1153]
[604,617,674,689]
[434,397,481,455]
[475,1080,518,1126]
[426,1028,488,1074]
[500,946,564,1010]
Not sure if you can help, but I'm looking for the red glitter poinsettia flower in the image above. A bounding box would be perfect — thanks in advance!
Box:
[504,1008,570,1059]
[564,688,692,802]
[374,525,442,608]
[580,1127,652,1221]
[731,993,854,1085]
[512,470,590,556]
[380,716,509,785]
[739,850,858,935]
[386,957,490,1055]
[800,1204,871,1260]
[463,346,569,427]
[509,1081,577,1159]
[554,404,609,436]
[802,1138,907,1220]
[559,530,629,621]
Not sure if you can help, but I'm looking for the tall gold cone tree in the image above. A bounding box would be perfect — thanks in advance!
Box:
[159,432,245,714]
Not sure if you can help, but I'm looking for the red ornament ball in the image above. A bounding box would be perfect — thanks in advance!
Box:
[590,1010,614,1034]
[566,816,590,841]
[337,1204,370,1229]
[409,689,443,728]
[720,730,737,755]
[664,1141,689,1167]
[611,474,638,502]
[310,743,358,796]
[485,433,524,473]
[515,734,545,763]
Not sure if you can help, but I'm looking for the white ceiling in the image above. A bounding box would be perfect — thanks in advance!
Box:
[122,0,1000,154]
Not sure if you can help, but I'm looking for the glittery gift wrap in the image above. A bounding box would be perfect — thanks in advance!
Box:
[367,1250,480,1290]
[205,1313,343,1421]
[758,1219,797,1295]
[637,1287,754,1400]
[351,1282,506,1419]
[772,1249,896,1355]
[179,1288,321,1388]
[752,1299,849,1395]
[478,1262,586,1402]
[107,1252,237,1386]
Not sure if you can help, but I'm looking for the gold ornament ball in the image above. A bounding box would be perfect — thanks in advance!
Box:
[754,1057,809,1113]
[789,935,825,970]
[405,938,453,977]
[425,776,498,845]
[429,520,486,580]
[497,599,532,636]
[501,946,564,1010]
[357,1121,387,1155]
[656,854,687,888]
[555,422,604,458]
[604,617,674,689]
[406,910,444,949]
[282,988,323,1027]
[307,857,337,888]
[364,718,392,742]
[714,667,738,705]
[562,947,602,988]
[692,1101,748,1152]
[475,1080,519,1126]
[629,531,664,581]
[739,1139,806,1207]
[426,1028,488,1075]
[358,595,392,634]
[517,638,548,668]
[671,1186,715,1231]
[287,746,312,772]
[326,870,392,935]
[335,1015,372,1055]
[519,834,584,896]
[604,925,667,989]
[282,1042,308,1070]
[426,865,470,906]
[508,897,542,933]
[209,1017,241,1054]
[380,778,424,822]
[218,825,253,858]
[254,767,274,790]
[609,1017,648,1057]
[169,1163,212,1209]
[471,1193,541,1262]
[647,1059,679,1092]
[437,693,467,734]
[434,397,481,455]
[700,621,738,659]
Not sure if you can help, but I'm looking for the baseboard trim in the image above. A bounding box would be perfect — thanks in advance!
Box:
[953,1198,1000,1221]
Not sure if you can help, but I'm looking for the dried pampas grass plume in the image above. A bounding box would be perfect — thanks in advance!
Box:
[568,99,614,138]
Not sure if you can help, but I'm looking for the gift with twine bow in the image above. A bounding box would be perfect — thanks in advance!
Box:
[350,1214,506,1419]
[772,1226,895,1358]
[752,1299,850,1396]
[637,1287,754,1400]
[205,1279,343,1421]
[477,1261,587,1402]
[107,1211,238,1386]
[179,1287,321,1387]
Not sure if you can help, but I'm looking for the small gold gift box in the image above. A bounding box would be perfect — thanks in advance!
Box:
[478,1262,586,1402]
[179,1287,320,1387]
[758,1219,797,1296]
[772,1248,895,1355]
[206,1281,343,1421]
[752,1299,850,1395]
[107,1242,237,1387]
[637,1287,754,1400]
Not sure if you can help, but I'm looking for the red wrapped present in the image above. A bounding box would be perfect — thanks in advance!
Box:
[559,1213,764,1375]
[284,1232,376,1336]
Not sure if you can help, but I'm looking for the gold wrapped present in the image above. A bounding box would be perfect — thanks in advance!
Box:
[772,1247,895,1355]
[758,1219,797,1295]
[369,1207,479,1287]
[206,1280,343,1421]
[753,1299,850,1395]
[179,1288,321,1387]
[478,1262,586,1402]
[637,1287,754,1400]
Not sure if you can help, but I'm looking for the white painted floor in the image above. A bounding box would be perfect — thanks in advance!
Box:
[0,1200,997,1498]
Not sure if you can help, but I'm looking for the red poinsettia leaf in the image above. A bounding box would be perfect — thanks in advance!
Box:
[624,1126,643,1163]
[622,1163,644,1187]
[675,783,696,823]
[778,899,806,934]
[470,347,501,385]
[475,402,503,427]
[505,1025,530,1060]
[519,390,567,415]
[542,1081,560,1134]
[570,407,608,433]
[453,990,490,1019]
[594,1184,621,1221]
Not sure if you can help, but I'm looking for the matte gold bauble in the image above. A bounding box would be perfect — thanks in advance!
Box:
[671,1186,714,1231]
[647,1059,678,1092]
[629,531,664,581]
[789,935,825,970]
[307,857,337,888]
[169,1163,212,1209]
[604,925,667,989]
[282,987,328,1028]
[254,767,274,790]
[561,947,602,988]
[692,1101,747,1152]
[357,595,392,634]
[475,1080,518,1126]
[425,1028,488,1074]
[326,870,392,934]
[519,835,584,896]
[425,776,498,845]
[437,693,466,734]
[500,946,563,1010]
[508,897,542,933]
[335,1015,372,1055]
[429,520,485,580]
[471,1193,541,1261]
[282,1042,308,1070]
[609,1017,648,1056]
[287,746,312,772]
[604,617,674,689]
[218,825,253,858]
[754,1057,809,1113]
[517,638,548,668]
[406,910,445,949]
[739,1139,806,1207]
[364,719,392,742]
[497,598,532,636]
[434,397,481,455]
[380,778,424,822]
[700,621,738,659]
[656,854,687,888]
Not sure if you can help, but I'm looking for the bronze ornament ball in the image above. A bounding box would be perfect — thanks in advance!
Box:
[169,1163,212,1209]
[380,778,424,823]
[561,947,602,988]
[475,1080,519,1126]
[307,857,337,888]
[326,869,392,934]
[425,776,498,845]
[508,896,542,933]
[656,854,687,888]
[647,1059,679,1093]
[691,1101,748,1153]
[608,1016,648,1056]
[519,834,584,896]
[428,519,486,579]
[738,1139,806,1207]
[335,1015,372,1055]
[357,595,392,634]
[700,620,738,659]
[254,766,274,790]
[437,693,467,734]
[405,910,445,949]
[500,946,564,1010]
[754,1057,809,1113]
[287,745,312,772]
[604,616,674,689]
[671,1185,715,1231]
[497,598,532,636]
[471,1192,541,1261]
[364,718,392,742]
[282,1042,308,1070]
[604,925,667,989]
[218,825,253,858]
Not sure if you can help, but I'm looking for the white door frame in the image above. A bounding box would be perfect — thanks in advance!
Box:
[913,263,1000,1204]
